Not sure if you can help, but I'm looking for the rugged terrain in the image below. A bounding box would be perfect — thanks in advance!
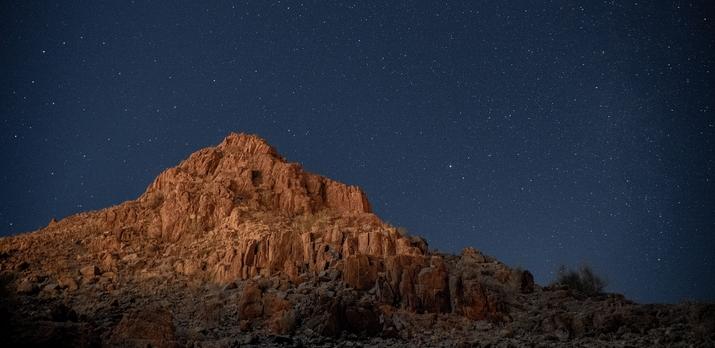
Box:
[1,133,713,347]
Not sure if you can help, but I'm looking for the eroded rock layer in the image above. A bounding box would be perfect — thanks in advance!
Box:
[0,133,712,347]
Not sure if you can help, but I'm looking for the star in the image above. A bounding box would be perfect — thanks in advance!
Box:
[1,0,712,304]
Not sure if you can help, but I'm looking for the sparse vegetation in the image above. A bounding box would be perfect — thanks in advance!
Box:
[551,264,607,296]
[292,209,332,232]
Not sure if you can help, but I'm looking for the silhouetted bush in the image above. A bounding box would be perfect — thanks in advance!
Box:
[551,264,607,295]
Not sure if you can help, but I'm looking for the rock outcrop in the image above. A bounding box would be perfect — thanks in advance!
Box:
[108,306,177,348]
[128,133,371,243]
[0,133,712,347]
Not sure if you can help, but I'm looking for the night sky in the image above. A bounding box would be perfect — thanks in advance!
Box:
[1,1,714,304]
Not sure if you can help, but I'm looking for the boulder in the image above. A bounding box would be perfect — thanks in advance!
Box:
[416,263,451,313]
[461,247,488,263]
[267,308,296,335]
[79,265,99,280]
[58,277,78,291]
[519,270,535,294]
[16,278,37,294]
[238,282,263,319]
[343,255,380,290]
[100,253,116,272]
[342,302,381,335]
[458,279,505,321]
[108,306,177,348]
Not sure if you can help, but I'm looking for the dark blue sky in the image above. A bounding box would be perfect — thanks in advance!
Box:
[1,1,713,303]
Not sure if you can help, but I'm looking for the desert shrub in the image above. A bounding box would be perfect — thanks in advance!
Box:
[292,209,331,232]
[551,264,607,295]
[396,226,409,237]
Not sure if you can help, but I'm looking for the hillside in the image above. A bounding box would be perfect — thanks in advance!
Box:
[0,133,712,347]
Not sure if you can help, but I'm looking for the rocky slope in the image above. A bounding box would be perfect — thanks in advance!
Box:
[0,133,713,347]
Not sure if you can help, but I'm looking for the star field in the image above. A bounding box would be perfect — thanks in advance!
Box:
[1,1,714,303]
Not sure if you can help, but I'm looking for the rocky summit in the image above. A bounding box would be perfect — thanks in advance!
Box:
[0,133,712,347]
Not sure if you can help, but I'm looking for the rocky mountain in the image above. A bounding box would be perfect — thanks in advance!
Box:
[0,133,713,347]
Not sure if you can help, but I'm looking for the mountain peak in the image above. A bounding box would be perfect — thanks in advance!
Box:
[1,132,709,347]
[138,132,371,241]
[217,132,280,158]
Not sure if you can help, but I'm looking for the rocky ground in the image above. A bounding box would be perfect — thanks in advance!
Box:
[1,133,713,347]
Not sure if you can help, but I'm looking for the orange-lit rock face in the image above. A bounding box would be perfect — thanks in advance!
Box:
[1,133,712,346]
[0,133,519,333]
[109,133,372,243]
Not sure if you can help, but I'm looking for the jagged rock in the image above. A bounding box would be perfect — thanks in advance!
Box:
[461,247,488,263]
[459,279,505,321]
[136,133,372,243]
[342,301,381,335]
[79,265,99,280]
[16,278,37,294]
[57,277,78,291]
[108,306,177,348]
[519,270,535,294]
[238,281,264,319]
[100,253,116,272]
[0,133,711,347]
[343,255,379,290]
[267,308,297,335]
[41,282,58,293]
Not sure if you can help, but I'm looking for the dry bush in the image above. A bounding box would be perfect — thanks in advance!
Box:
[551,264,607,296]
[292,209,331,232]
